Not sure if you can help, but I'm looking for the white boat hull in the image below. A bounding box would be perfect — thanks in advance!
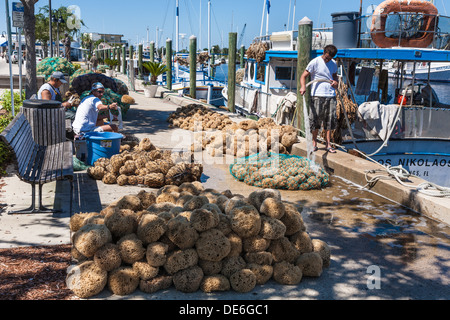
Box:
[342,138,450,188]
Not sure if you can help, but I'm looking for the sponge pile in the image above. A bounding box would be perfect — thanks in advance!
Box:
[87,137,203,187]
[66,183,330,298]
[230,153,330,190]
[167,104,299,158]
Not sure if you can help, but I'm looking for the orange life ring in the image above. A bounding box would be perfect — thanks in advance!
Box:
[370,0,438,48]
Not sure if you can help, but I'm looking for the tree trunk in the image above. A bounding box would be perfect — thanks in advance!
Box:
[21,0,39,99]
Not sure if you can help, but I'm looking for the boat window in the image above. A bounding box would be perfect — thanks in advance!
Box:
[244,61,249,81]
[275,66,296,80]
[250,62,255,81]
[256,63,266,83]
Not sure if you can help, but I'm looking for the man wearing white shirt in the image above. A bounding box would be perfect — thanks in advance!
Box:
[72,82,119,135]
[300,45,339,153]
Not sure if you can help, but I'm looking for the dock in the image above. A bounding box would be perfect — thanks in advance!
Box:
[0,78,449,300]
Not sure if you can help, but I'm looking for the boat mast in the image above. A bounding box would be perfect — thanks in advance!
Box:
[208,0,211,77]
[291,0,296,31]
[266,0,270,36]
[260,0,265,37]
[176,0,179,80]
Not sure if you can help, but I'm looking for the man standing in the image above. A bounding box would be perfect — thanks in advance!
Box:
[90,53,98,72]
[299,44,339,153]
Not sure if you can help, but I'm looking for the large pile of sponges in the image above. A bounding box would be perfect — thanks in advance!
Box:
[87,138,203,187]
[66,183,330,298]
[167,104,299,157]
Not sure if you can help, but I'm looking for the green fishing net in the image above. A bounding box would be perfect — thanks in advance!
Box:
[37,57,76,80]
[230,152,330,190]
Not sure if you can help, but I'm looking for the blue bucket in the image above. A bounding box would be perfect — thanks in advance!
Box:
[84,132,124,166]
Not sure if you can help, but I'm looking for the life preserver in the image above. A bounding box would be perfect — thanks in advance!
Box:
[370,0,438,48]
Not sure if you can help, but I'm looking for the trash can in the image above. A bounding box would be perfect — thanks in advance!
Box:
[331,11,360,49]
[21,99,65,146]
[85,132,124,166]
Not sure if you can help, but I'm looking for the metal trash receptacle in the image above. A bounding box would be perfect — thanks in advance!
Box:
[21,99,66,146]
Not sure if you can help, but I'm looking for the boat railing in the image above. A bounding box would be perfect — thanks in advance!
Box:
[342,105,450,142]
[358,13,450,49]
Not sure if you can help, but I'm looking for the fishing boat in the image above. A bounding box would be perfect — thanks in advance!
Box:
[222,0,450,189]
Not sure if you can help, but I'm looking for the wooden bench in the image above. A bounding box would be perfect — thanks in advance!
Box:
[0,113,74,215]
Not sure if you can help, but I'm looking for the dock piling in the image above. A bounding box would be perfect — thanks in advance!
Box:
[166,39,173,91]
[227,32,237,113]
[297,17,313,134]
[190,36,197,99]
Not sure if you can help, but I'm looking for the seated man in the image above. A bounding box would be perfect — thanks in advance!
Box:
[72,82,119,135]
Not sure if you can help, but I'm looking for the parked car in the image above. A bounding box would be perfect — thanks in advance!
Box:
[6,50,19,64]
[36,54,42,63]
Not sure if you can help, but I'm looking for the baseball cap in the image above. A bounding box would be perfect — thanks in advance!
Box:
[51,71,67,83]
[91,82,105,92]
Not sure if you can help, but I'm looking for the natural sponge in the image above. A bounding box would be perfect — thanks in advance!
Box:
[272,261,302,285]
[200,275,230,292]
[312,239,331,268]
[164,248,199,274]
[190,208,219,232]
[229,206,261,238]
[259,215,286,240]
[66,261,108,299]
[104,208,138,239]
[229,269,257,293]
[139,275,173,293]
[107,266,140,296]
[73,223,112,258]
[195,228,231,262]
[295,252,323,277]
[259,197,285,219]
[166,214,199,249]
[93,243,122,271]
[137,213,167,245]
[172,265,204,293]
[146,242,169,267]
[117,233,146,265]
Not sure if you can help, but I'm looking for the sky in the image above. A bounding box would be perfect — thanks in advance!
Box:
[1,0,448,49]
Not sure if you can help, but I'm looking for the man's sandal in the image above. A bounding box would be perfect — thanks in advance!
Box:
[327,147,337,153]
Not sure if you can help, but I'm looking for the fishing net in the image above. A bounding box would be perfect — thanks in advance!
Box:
[37,57,77,80]
[246,41,270,63]
[230,152,330,190]
[71,73,118,96]
[70,69,93,82]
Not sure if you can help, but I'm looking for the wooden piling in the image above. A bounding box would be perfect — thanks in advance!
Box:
[240,45,245,68]
[138,44,143,80]
[122,46,126,74]
[297,17,313,133]
[166,39,173,91]
[189,36,197,99]
[150,41,155,63]
[227,32,237,113]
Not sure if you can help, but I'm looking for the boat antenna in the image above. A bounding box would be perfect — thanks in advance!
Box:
[260,0,265,38]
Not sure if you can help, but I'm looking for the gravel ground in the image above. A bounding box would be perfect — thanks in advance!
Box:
[0,244,78,300]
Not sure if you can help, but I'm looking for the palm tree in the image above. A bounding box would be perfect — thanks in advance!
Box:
[142,61,169,85]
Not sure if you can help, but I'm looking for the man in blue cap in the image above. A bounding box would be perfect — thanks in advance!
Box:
[38,71,74,109]
[72,82,119,135]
